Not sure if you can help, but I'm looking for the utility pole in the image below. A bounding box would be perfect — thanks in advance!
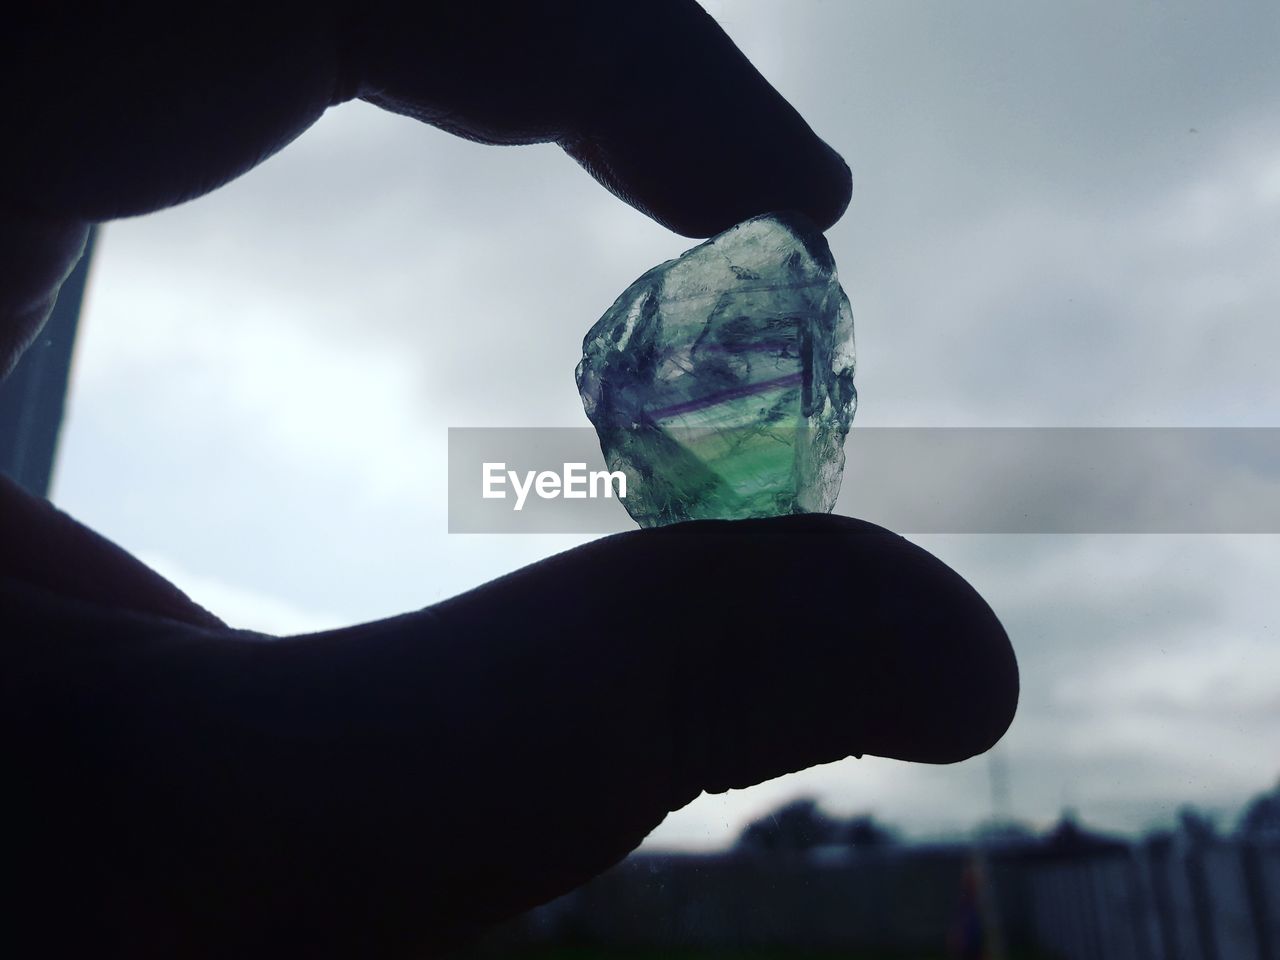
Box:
[975,747,1013,960]
[989,747,1013,825]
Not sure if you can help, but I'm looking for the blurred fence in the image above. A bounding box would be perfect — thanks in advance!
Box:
[492,838,1280,959]
[1028,841,1280,960]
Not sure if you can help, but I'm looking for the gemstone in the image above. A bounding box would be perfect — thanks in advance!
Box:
[576,211,857,528]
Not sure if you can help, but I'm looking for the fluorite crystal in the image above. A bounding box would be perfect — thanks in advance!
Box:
[576,211,857,528]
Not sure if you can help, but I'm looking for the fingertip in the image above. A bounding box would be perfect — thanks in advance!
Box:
[815,146,854,234]
[847,530,1020,765]
[558,2,853,238]
[642,513,1018,766]
[564,118,853,241]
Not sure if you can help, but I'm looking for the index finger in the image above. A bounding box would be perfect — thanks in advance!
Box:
[3,2,850,370]
[357,0,853,236]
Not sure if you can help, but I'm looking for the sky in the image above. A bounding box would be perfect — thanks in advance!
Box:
[50,0,1280,847]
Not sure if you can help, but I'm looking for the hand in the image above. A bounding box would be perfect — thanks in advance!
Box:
[1,4,1018,957]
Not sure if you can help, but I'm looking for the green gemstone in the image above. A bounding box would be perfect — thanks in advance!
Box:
[576,212,857,528]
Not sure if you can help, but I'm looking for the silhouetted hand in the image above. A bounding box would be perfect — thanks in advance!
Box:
[1,4,1018,957]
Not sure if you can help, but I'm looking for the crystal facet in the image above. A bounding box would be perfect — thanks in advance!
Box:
[576,211,857,528]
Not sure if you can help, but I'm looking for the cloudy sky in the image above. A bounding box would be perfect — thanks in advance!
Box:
[51,0,1279,847]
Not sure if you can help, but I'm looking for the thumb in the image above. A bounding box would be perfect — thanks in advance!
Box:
[351,514,1018,945]
[2,515,1016,956]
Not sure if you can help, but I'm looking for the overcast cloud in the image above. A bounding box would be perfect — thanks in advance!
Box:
[51,1,1280,846]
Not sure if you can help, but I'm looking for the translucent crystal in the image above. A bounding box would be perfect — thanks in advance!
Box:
[576,211,857,528]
